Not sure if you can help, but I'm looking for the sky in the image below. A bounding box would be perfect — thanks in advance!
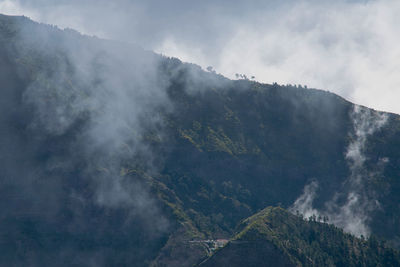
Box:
[1,0,400,114]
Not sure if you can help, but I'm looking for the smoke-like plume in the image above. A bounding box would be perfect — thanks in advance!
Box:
[9,16,174,234]
[291,105,388,237]
[290,181,319,219]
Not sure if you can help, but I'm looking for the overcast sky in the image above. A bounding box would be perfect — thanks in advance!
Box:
[1,0,399,114]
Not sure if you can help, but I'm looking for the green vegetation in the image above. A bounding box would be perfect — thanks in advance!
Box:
[201,207,400,266]
[1,14,400,266]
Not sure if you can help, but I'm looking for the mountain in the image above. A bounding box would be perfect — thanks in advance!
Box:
[1,14,400,266]
[200,207,400,266]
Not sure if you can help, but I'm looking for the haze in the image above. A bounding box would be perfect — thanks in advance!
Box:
[1,0,399,114]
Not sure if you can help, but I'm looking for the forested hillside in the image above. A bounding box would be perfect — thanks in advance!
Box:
[1,14,400,266]
[200,207,400,266]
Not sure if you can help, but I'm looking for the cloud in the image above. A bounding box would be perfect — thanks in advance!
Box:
[346,105,388,175]
[291,105,388,237]
[156,0,400,114]
[1,0,399,113]
[20,20,170,210]
[0,0,37,17]
[289,181,320,219]
[0,13,180,264]
[0,14,175,251]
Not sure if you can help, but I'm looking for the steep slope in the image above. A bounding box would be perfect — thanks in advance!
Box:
[1,14,400,266]
[200,207,400,266]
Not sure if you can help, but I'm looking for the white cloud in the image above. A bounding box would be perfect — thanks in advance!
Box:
[0,0,109,37]
[0,0,37,18]
[158,0,400,114]
[2,0,400,114]
[291,105,389,237]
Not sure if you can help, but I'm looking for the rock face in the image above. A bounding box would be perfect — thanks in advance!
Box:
[1,14,400,266]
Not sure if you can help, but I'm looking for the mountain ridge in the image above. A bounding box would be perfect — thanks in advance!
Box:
[1,14,400,266]
[199,207,400,266]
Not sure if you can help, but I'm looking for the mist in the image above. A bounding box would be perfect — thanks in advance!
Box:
[21,21,170,209]
[291,105,388,237]
[0,0,399,264]
[1,0,398,114]
[0,15,179,265]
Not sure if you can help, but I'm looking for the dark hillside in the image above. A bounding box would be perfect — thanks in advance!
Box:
[1,14,400,266]
[200,207,400,267]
